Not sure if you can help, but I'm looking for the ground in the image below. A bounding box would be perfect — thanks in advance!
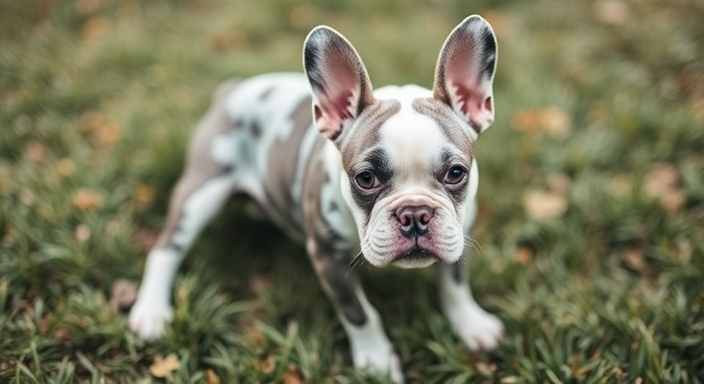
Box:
[1,0,703,382]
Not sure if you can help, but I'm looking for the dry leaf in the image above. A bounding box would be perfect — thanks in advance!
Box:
[515,247,533,265]
[149,354,180,378]
[282,364,305,384]
[74,224,91,243]
[133,183,157,209]
[541,106,572,138]
[260,356,276,375]
[109,279,138,313]
[512,106,572,138]
[622,247,645,272]
[72,189,105,211]
[643,163,687,213]
[594,0,631,26]
[205,369,221,384]
[24,141,46,163]
[83,17,110,40]
[96,122,122,146]
[523,190,568,220]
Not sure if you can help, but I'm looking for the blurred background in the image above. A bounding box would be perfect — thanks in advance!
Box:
[1,0,703,382]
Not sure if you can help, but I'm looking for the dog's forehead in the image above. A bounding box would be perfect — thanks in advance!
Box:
[340,86,475,171]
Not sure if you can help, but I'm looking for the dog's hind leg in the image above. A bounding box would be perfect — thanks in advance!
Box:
[129,80,245,340]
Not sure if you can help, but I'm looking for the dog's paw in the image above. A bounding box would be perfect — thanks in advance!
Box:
[447,304,504,351]
[351,344,404,383]
[128,299,172,340]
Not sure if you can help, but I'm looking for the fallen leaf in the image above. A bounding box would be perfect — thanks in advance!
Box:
[96,122,122,146]
[282,364,305,384]
[24,141,46,163]
[83,17,110,41]
[515,247,533,265]
[259,356,276,375]
[523,190,568,220]
[109,279,138,313]
[512,106,572,138]
[643,163,687,213]
[74,224,91,243]
[72,189,105,211]
[133,183,157,209]
[150,354,180,378]
[205,369,221,384]
[622,247,645,272]
[542,106,572,139]
[594,0,631,26]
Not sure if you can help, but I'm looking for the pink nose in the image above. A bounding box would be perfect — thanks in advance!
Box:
[395,206,434,237]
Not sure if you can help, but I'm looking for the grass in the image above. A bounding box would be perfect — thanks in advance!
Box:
[1,0,703,382]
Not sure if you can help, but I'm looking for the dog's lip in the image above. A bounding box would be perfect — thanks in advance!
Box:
[392,246,440,264]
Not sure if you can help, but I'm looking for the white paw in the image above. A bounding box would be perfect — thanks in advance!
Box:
[128,298,172,341]
[448,304,504,351]
[351,346,404,384]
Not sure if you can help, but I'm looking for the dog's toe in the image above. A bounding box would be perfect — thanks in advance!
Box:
[128,300,172,340]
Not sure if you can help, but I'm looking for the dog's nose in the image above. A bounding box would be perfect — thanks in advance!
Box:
[396,206,434,237]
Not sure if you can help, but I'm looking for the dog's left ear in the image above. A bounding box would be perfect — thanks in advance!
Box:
[433,15,498,134]
[303,26,375,142]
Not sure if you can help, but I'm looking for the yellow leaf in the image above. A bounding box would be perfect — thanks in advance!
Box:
[72,189,105,211]
[149,354,180,378]
[206,369,221,384]
[282,364,305,384]
[523,190,568,220]
[83,17,110,41]
[515,247,533,265]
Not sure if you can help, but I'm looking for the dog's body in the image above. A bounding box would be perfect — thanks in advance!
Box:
[130,16,502,382]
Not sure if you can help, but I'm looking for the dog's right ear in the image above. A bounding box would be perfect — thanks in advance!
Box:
[303,26,375,142]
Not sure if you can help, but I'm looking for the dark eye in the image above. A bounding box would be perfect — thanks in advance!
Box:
[444,165,467,185]
[355,171,379,189]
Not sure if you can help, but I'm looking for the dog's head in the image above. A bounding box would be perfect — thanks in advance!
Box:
[303,16,497,268]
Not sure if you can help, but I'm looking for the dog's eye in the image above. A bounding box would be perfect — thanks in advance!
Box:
[355,171,379,189]
[444,165,467,185]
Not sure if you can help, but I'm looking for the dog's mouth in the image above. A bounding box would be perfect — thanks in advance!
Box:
[391,246,440,268]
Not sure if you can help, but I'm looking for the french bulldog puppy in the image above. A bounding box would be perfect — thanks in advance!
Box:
[129,15,503,382]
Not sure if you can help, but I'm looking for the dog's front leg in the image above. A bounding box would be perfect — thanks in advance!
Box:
[306,238,403,383]
[439,262,504,351]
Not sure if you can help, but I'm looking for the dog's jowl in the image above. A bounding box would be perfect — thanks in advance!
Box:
[130,15,502,382]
